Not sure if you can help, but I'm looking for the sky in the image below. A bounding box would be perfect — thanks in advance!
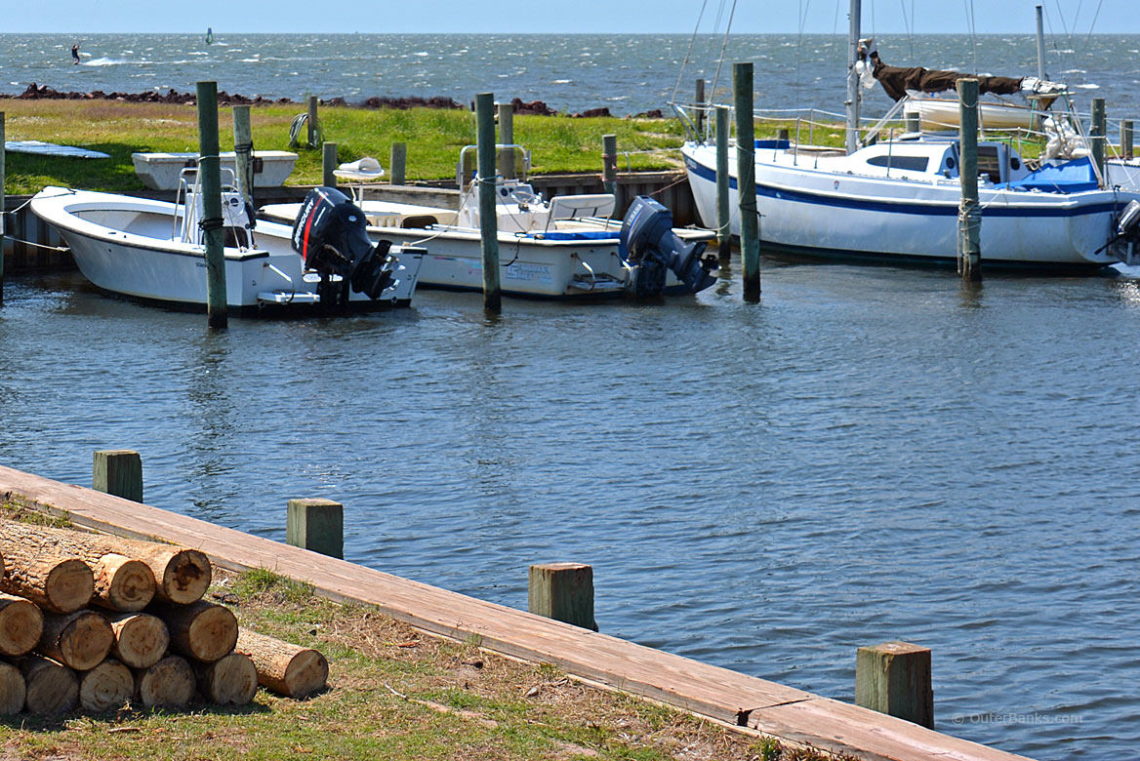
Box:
[3,0,1137,35]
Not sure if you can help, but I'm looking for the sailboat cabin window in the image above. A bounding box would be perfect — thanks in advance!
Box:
[866,155,929,172]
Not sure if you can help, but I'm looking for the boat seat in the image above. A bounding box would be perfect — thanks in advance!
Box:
[547,194,616,223]
[402,214,438,229]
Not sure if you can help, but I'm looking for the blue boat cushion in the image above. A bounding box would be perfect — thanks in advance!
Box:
[1000,156,1099,193]
[525,231,620,241]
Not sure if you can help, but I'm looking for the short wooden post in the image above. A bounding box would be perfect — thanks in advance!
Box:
[93,450,143,503]
[1122,119,1134,161]
[695,78,706,135]
[855,642,934,728]
[286,499,343,559]
[776,127,789,142]
[389,142,407,185]
[602,133,619,212]
[734,62,760,302]
[905,111,920,134]
[496,101,515,179]
[475,92,501,315]
[715,105,732,264]
[528,563,597,631]
[0,111,5,306]
[957,78,981,282]
[231,105,254,208]
[1091,97,1106,185]
[321,142,338,187]
[196,81,228,329]
[307,95,319,149]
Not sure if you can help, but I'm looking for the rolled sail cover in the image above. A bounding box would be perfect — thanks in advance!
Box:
[869,51,1022,102]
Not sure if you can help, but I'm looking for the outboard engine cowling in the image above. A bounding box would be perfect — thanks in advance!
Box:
[291,187,395,301]
[619,196,716,298]
[1109,199,1140,265]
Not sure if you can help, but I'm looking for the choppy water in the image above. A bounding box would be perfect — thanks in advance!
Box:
[2,261,1139,759]
[1,33,1139,119]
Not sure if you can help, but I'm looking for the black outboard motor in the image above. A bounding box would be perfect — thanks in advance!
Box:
[619,196,716,299]
[291,187,395,303]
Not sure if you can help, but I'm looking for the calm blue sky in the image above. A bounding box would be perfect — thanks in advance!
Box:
[5,0,1137,34]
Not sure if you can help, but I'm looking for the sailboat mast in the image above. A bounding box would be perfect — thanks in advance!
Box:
[1035,5,1046,79]
[845,0,862,153]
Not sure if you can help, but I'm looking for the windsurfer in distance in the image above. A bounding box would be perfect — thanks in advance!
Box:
[70,43,80,65]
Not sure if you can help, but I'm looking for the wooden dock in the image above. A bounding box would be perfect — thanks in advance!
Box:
[0,464,1032,761]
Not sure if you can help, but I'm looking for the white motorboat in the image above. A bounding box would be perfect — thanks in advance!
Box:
[131,150,298,190]
[30,179,422,314]
[260,145,718,299]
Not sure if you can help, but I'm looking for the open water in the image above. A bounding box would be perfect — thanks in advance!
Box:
[3,29,1140,760]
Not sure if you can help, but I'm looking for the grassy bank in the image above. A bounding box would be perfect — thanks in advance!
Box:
[0,99,694,196]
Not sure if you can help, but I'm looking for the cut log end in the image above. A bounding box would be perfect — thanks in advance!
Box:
[0,661,25,715]
[198,652,258,705]
[110,612,169,669]
[237,629,328,699]
[44,558,95,614]
[135,655,195,709]
[79,659,133,712]
[0,593,44,657]
[42,610,115,671]
[159,549,212,605]
[93,554,156,612]
[22,656,79,714]
[283,649,329,699]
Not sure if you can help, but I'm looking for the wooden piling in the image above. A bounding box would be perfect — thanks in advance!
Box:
[957,78,982,282]
[390,142,407,185]
[1123,119,1134,161]
[695,78,706,135]
[93,450,143,503]
[286,498,344,559]
[905,111,920,134]
[231,105,254,208]
[715,105,732,264]
[475,92,501,314]
[0,111,5,306]
[307,95,319,149]
[1091,97,1106,184]
[322,142,338,187]
[855,641,934,729]
[602,133,618,209]
[196,81,228,329]
[734,62,760,302]
[528,563,597,631]
[497,101,515,179]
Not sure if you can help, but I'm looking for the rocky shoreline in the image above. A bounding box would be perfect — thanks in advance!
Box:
[2,83,665,119]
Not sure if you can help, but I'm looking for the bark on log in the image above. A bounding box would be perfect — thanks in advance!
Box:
[91,553,155,612]
[108,612,169,669]
[0,660,26,714]
[39,610,114,671]
[0,592,44,657]
[134,654,194,708]
[196,651,258,705]
[236,628,328,698]
[0,518,209,605]
[20,654,78,714]
[0,549,91,614]
[153,601,237,663]
[78,658,133,712]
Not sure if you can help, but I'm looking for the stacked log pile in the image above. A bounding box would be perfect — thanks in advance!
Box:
[0,519,329,715]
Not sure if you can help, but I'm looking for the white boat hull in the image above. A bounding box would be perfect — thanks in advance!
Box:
[131,151,298,190]
[31,188,421,312]
[683,142,1130,271]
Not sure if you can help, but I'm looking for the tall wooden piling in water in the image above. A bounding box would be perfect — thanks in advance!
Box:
[307,96,319,149]
[1123,119,1135,161]
[476,93,501,315]
[322,142,338,187]
[196,81,228,328]
[957,78,981,282]
[734,63,760,302]
[715,105,732,264]
[695,78,706,135]
[602,133,618,209]
[231,105,254,209]
[93,450,143,503]
[497,101,515,179]
[1091,98,1106,183]
[390,143,407,185]
[855,642,934,729]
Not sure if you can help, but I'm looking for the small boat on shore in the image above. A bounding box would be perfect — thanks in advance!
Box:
[260,145,718,300]
[30,180,422,314]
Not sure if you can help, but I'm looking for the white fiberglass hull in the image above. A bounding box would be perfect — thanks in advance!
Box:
[30,188,421,312]
[683,142,1130,271]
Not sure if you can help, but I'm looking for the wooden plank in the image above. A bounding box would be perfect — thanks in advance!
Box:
[0,465,1031,761]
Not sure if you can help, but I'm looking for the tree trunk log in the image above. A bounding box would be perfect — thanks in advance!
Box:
[0,660,26,714]
[0,518,209,605]
[20,654,78,714]
[91,553,155,612]
[153,601,237,663]
[0,542,91,614]
[0,592,44,657]
[78,658,133,712]
[197,651,258,705]
[107,612,169,669]
[236,628,328,698]
[134,654,194,708]
[39,610,114,671]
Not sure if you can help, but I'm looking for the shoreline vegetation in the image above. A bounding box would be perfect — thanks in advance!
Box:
[0,503,847,761]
